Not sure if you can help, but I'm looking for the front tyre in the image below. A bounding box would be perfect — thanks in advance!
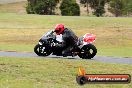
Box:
[78,44,97,59]
[34,44,52,56]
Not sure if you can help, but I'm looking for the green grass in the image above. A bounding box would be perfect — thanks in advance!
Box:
[0,43,33,52]
[0,13,132,57]
[98,47,132,58]
[0,56,132,88]
[0,13,132,29]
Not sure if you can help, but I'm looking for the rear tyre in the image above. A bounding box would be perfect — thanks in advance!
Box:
[78,44,97,59]
[34,44,52,56]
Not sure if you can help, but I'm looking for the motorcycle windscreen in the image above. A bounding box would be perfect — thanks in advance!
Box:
[83,33,96,43]
[41,30,54,40]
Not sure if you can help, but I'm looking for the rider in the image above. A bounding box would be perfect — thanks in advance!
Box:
[54,24,78,56]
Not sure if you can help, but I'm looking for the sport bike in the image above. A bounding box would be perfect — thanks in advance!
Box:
[34,30,97,59]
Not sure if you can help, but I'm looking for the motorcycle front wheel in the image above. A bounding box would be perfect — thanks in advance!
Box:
[78,44,97,59]
[34,44,52,56]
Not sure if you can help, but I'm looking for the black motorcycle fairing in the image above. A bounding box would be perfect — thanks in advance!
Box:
[34,44,52,56]
[38,30,56,46]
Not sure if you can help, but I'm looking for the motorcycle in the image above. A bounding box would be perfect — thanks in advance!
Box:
[34,30,97,59]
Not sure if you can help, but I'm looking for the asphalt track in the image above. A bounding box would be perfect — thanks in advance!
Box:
[0,51,132,65]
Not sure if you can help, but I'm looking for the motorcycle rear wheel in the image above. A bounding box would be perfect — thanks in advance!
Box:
[34,44,52,56]
[78,44,97,59]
